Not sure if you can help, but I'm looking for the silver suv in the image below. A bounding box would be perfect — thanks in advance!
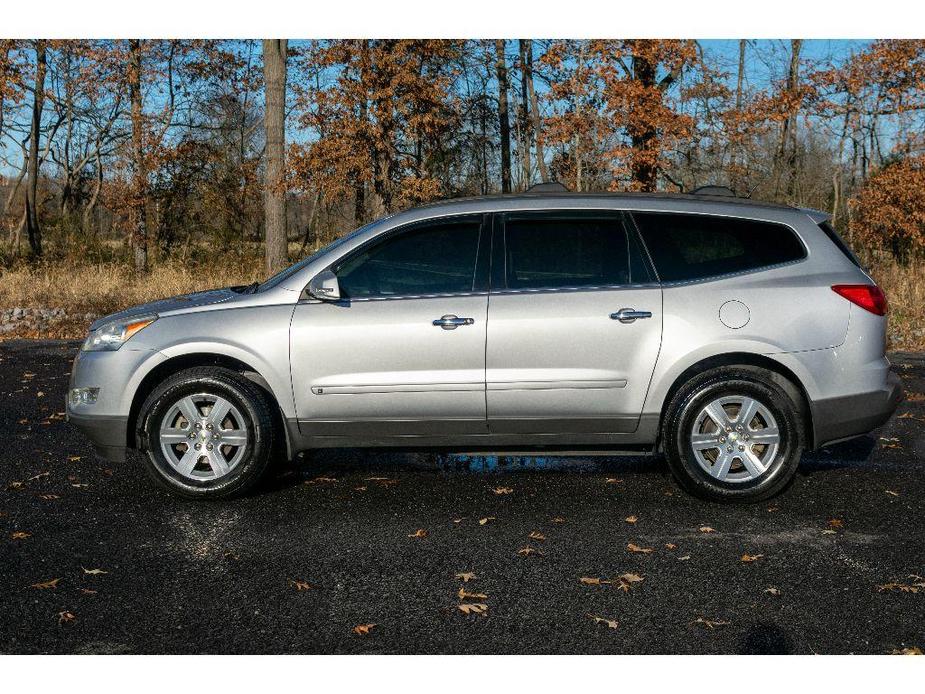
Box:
[68,190,901,501]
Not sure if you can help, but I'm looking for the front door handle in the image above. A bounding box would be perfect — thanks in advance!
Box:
[433,314,475,330]
[610,308,652,324]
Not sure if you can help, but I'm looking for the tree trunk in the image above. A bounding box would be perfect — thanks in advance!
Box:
[523,40,548,183]
[263,39,288,274]
[24,40,46,256]
[129,39,148,272]
[776,39,802,199]
[731,39,746,194]
[518,40,531,189]
[494,40,511,194]
[630,51,658,192]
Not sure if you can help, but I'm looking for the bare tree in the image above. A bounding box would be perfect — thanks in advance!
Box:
[23,40,46,255]
[129,39,148,272]
[263,39,288,274]
[523,39,548,183]
[494,39,511,194]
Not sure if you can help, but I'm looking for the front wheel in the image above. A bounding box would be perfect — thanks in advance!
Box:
[139,367,277,499]
[663,366,804,502]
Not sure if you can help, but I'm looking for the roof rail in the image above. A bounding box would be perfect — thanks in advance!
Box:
[526,181,570,193]
[691,185,737,197]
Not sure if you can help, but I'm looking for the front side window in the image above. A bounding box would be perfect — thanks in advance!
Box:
[335,219,482,298]
[503,216,645,290]
[632,212,806,283]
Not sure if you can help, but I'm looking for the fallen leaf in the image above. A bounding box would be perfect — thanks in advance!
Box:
[492,487,514,495]
[304,476,337,485]
[822,529,838,535]
[767,506,780,513]
[79,588,97,595]
[678,555,691,561]
[897,412,925,422]
[665,543,677,550]
[699,526,715,533]
[38,494,59,500]
[36,391,44,398]
[455,572,476,583]
[604,478,622,484]
[764,587,781,596]
[66,455,81,462]
[409,529,428,538]
[81,567,108,575]
[353,486,367,492]
[457,603,488,616]
[828,519,844,529]
[587,614,619,629]
[877,582,919,594]
[627,543,654,554]
[7,481,24,490]
[886,490,900,497]
[892,647,923,655]
[616,573,644,592]
[551,516,566,524]
[458,587,488,600]
[478,517,495,525]
[57,611,76,625]
[223,551,239,561]
[528,531,546,541]
[31,578,61,590]
[452,518,464,524]
[28,472,49,482]
[517,546,543,557]
[624,515,638,524]
[579,577,611,586]
[692,616,730,629]
[288,579,314,591]
[904,391,925,402]
[741,554,764,562]
[353,623,376,636]
[10,531,31,540]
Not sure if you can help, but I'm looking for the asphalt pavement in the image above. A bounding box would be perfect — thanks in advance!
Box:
[1,340,923,654]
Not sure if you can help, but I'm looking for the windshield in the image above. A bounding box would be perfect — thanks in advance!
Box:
[256,221,382,292]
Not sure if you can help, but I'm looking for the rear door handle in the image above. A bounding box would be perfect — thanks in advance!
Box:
[610,308,652,323]
[433,314,475,330]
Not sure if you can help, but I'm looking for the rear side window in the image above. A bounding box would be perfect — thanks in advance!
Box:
[632,212,806,283]
[503,215,650,290]
[819,221,862,267]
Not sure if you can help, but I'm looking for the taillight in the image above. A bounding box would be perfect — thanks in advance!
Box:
[831,284,888,316]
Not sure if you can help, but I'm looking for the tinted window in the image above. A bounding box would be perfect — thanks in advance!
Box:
[504,216,646,290]
[633,212,805,282]
[819,221,862,267]
[335,220,481,298]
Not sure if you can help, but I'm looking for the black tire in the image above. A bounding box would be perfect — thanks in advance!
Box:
[662,366,804,503]
[138,366,277,500]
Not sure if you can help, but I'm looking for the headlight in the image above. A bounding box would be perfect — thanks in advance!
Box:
[82,314,157,352]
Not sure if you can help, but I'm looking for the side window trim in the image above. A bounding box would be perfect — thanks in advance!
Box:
[492,210,658,294]
[318,213,489,301]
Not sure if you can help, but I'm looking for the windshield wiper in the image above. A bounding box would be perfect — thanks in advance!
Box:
[232,281,260,294]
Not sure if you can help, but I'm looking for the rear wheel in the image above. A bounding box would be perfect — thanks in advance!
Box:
[139,367,276,499]
[663,366,803,502]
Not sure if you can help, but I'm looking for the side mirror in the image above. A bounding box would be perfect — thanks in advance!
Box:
[307,270,341,301]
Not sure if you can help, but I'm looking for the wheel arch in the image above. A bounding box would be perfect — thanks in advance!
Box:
[654,352,813,451]
[127,353,291,458]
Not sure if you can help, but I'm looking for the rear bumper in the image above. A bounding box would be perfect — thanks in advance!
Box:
[67,412,129,463]
[812,370,902,448]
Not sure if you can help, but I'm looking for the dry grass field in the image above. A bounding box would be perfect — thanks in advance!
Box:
[1,251,923,350]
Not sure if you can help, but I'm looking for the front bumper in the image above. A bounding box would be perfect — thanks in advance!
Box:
[812,370,903,448]
[67,412,129,462]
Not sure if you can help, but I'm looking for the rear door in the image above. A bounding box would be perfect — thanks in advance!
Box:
[486,211,663,434]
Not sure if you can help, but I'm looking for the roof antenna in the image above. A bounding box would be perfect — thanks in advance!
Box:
[527,181,570,193]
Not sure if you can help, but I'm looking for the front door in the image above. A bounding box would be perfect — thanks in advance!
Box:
[486,211,663,434]
[290,215,490,439]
